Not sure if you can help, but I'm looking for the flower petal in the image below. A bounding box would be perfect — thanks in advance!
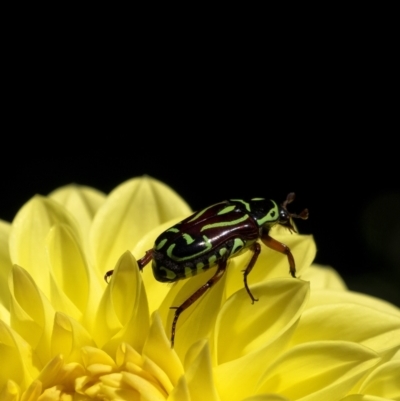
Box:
[9,196,82,297]
[287,299,400,358]
[46,223,102,328]
[0,220,12,322]
[51,312,95,364]
[256,342,381,401]
[358,359,400,399]
[302,264,348,290]
[214,278,309,363]
[97,371,167,401]
[158,266,226,358]
[0,379,20,401]
[183,340,219,401]
[143,312,184,388]
[90,176,191,276]
[0,321,40,393]
[94,251,149,354]
[243,396,291,401]
[9,265,55,363]
[49,184,106,241]
[340,395,389,401]
[213,279,309,401]
[307,289,400,317]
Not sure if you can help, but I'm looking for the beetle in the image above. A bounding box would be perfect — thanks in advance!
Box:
[105,193,308,347]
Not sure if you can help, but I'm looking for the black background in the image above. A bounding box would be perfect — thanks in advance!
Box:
[1,128,399,308]
[1,37,399,308]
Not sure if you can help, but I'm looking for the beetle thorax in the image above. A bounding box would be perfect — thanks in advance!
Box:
[246,198,280,228]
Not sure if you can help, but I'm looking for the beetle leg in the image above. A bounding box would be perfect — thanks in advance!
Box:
[243,242,261,304]
[169,257,228,348]
[260,234,296,278]
[137,249,153,271]
[104,249,153,283]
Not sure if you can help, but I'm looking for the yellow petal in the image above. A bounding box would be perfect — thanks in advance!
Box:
[307,289,400,317]
[287,299,400,358]
[214,279,309,363]
[51,312,95,364]
[90,176,191,276]
[81,346,116,372]
[302,264,348,290]
[94,251,149,353]
[243,396,291,401]
[49,184,106,243]
[9,196,82,297]
[0,220,12,322]
[143,312,184,388]
[183,340,219,401]
[120,371,167,400]
[20,380,41,401]
[46,223,102,327]
[0,321,40,393]
[158,266,226,358]
[213,279,309,401]
[0,379,20,401]
[340,395,394,401]
[256,342,381,401]
[359,360,400,399]
[115,341,174,398]
[167,377,191,401]
[9,265,55,363]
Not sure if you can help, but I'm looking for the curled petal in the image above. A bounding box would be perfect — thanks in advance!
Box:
[9,265,55,363]
[94,251,149,354]
[0,321,40,393]
[81,346,116,374]
[51,312,95,364]
[9,196,82,297]
[90,176,191,276]
[143,312,184,389]
[46,223,102,328]
[0,380,20,401]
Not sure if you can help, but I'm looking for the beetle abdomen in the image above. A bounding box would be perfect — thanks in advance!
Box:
[152,236,253,282]
[150,200,261,283]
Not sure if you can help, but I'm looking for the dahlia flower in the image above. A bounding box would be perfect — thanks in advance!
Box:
[0,176,399,401]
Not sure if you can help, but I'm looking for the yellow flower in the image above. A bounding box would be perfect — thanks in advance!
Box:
[0,176,399,400]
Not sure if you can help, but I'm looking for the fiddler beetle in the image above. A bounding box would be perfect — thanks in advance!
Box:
[105,193,308,347]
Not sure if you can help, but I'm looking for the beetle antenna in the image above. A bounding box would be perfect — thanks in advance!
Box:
[283,192,296,208]
[283,193,309,221]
